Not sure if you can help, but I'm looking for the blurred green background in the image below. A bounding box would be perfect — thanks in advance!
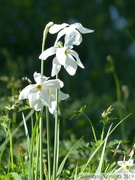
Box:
[0,0,135,142]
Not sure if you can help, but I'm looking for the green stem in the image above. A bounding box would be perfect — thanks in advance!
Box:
[113,70,124,138]
[35,129,40,180]
[0,137,8,163]
[52,74,59,180]
[100,124,105,141]
[28,113,40,180]
[8,128,13,169]
[29,114,34,179]
[41,22,53,74]
[39,112,43,180]
[107,56,124,139]
[39,22,53,179]
[19,151,25,176]
[46,107,51,180]
[28,150,33,180]
[82,112,97,142]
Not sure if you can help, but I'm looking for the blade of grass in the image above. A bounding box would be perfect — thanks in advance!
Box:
[74,164,78,180]
[57,136,84,178]
[39,112,43,180]
[30,113,40,180]
[46,107,51,180]
[22,113,32,180]
[0,109,34,152]
[10,172,22,180]
[80,113,131,173]
[96,124,112,174]
[22,113,30,153]
[82,112,97,143]
[52,81,59,180]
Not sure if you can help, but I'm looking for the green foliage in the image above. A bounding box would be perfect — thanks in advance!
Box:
[100,106,116,125]
[0,1,135,179]
[0,115,11,134]
[71,105,86,119]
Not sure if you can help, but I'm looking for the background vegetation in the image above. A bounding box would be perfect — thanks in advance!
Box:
[0,0,135,170]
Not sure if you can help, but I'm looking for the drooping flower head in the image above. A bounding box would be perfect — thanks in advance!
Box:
[49,22,94,46]
[39,22,94,76]
[19,72,69,113]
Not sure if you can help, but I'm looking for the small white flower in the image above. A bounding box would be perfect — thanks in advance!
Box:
[39,41,84,76]
[114,159,135,174]
[19,72,68,113]
[49,22,94,46]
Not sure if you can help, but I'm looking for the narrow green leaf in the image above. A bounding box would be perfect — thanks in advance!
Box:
[0,109,34,152]
[81,113,131,173]
[10,172,22,180]
[96,124,112,173]
[57,136,83,177]
[22,113,30,153]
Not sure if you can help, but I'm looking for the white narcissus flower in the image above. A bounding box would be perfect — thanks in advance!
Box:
[114,159,135,174]
[39,40,84,76]
[39,22,94,76]
[49,22,94,46]
[19,72,69,113]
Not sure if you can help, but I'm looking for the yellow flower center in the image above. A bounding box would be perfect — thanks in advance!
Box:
[65,49,69,56]
[35,84,42,91]
[124,165,130,170]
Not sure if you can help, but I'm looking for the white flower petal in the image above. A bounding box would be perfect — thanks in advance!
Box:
[49,23,68,34]
[19,84,34,100]
[73,23,94,34]
[49,101,56,114]
[51,57,61,77]
[43,79,63,89]
[54,28,68,46]
[34,72,49,84]
[65,29,82,46]
[114,167,124,173]
[56,48,67,65]
[39,47,56,60]
[49,90,56,100]
[28,90,40,108]
[69,50,84,68]
[58,90,69,101]
[127,159,134,166]
[64,55,77,75]
[117,161,124,167]
[40,89,51,107]
[117,160,134,167]
[48,89,69,114]
[34,100,44,111]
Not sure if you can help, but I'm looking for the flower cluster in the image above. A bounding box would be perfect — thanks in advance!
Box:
[39,22,94,76]
[19,22,93,113]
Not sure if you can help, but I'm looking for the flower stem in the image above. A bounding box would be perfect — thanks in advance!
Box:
[35,128,39,180]
[107,56,124,139]
[40,22,54,180]
[41,22,54,74]
[113,70,124,137]
[46,107,51,180]
[82,112,97,142]
[53,74,59,180]
[8,128,14,169]
[39,112,43,180]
